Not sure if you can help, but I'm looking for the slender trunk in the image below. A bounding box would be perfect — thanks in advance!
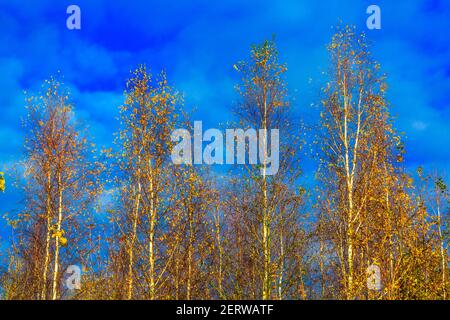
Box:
[384,168,395,299]
[236,224,243,299]
[365,221,370,300]
[262,201,270,299]
[346,215,354,300]
[175,249,180,300]
[319,233,326,298]
[41,169,52,300]
[127,176,141,300]
[214,208,224,299]
[344,119,354,299]
[148,212,156,299]
[51,172,63,300]
[277,226,284,300]
[343,76,356,300]
[262,100,271,300]
[437,201,447,299]
[186,207,194,300]
[148,164,156,300]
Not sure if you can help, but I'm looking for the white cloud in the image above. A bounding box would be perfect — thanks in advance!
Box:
[412,120,428,131]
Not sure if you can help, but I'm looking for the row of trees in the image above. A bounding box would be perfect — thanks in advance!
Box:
[1,26,448,300]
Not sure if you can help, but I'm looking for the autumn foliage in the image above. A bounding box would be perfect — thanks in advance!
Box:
[0,26,448,300]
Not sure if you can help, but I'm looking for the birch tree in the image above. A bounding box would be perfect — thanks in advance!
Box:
[6,77,102,299]
[318,26,403,299]
[231,39,305,299]
[115,65,180,299]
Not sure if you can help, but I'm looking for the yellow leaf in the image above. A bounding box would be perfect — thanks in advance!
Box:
[59,237,68,247]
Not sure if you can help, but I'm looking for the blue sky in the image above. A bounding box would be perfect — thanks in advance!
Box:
[0,0,449,247]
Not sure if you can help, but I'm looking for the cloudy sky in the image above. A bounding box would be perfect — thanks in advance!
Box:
[0,0,449,245]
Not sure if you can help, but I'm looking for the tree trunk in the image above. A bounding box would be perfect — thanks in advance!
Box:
[41,169,52,300]
[262,102,271,300]
[127,178,141,300]
[187,207,194,300]
[51,172,63,300]
[437,202,447,299]
[148,163,156,300]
